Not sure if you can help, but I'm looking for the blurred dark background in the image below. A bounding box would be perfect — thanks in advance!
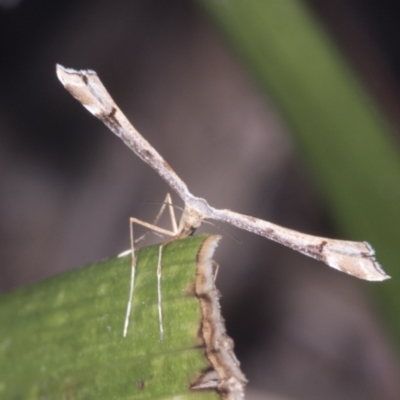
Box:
[1,1,400,399]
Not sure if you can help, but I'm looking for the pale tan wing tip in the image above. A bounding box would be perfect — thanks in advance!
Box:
[373,266,391,281]
[56,64,96,82]
[325,241,390,281]
[56,64,80,85]
[56,64,71,81]
[56,64,110,117]
[362,241,390,281]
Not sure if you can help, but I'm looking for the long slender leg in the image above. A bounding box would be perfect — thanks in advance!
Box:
[122,216,176,338]
[155,201,180,341]
[135,193,177,247]
[166,193,178,233]
[122,196,180,339]
[123,221,137,338]
[157,243,165,341]
[156,236,181,342]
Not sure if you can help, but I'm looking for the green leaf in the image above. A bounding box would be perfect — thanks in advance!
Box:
[0,235,244,399]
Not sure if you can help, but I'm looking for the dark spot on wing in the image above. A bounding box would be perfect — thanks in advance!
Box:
[100,107,122,131]
[108,106,117,119]
[81,73,88,85]
[318,240,327,253]
[105,107,122,129]
[142,149,154,160]
[301,241,328,258]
